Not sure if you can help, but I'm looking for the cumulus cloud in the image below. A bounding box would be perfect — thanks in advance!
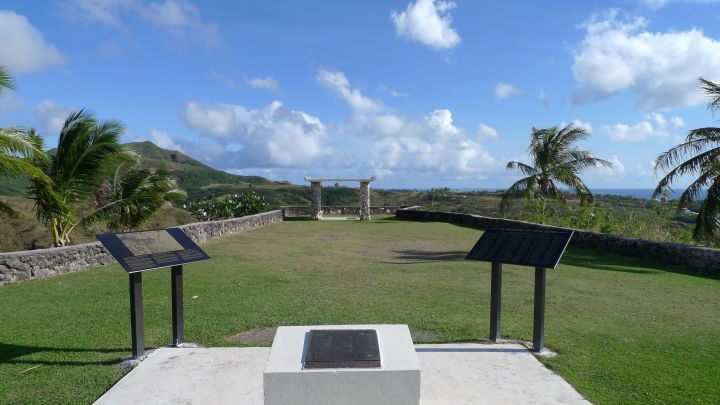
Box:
[0,11,67,74]
[476,123,499,139]
[638,0,720,9]
[316,69,495,177]
[206,71,242,91]
[183,100,335,168]
[572,10,720,109]
[246,77,279,91]
[559,119,593,133]
[495,82,521,99]
[149,128,184,151]
[602,112,683,141]
[391,0,461,50]
[538,90,552,106]
[66,0,220,45]
[33,100,75,135]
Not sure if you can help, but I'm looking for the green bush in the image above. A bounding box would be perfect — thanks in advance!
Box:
[185,192,267,221]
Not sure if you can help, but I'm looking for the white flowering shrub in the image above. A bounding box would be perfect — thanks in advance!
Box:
[185,192,267,221]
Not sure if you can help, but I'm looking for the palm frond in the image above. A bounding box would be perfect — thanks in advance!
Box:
[83,167,186,232]
[655,127,720,172]
[0,66,16,95]
[692,176,720,240]
[700,77,720,114]
[500,175,537,212]
[506,161,538,176]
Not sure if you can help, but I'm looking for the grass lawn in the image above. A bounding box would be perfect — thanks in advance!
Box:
[1,216,719,404]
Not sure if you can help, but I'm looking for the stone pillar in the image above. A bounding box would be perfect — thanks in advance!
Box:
[359,181,371,221]
[310,181,322,220]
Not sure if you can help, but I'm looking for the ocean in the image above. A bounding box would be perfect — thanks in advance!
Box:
[450,188,705,200]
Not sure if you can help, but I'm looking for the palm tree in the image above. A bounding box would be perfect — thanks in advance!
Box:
[28,110,185,246]
[84,164,186,232]
[0,67,49,216]
[501,124,612,218]
[654,77,720,241]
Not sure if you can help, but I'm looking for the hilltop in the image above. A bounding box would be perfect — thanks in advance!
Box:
[0,141,277,199]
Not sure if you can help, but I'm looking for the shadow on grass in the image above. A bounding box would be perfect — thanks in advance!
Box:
[561,248,720,281]
[0,343,127,366]
[388,249,467,263]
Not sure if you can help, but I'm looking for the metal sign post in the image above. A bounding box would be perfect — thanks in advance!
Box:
[489,262,502,342]
[466,227,573,352]
[129,272,144,358]
[97,228,210,359]
[171,265,184,346]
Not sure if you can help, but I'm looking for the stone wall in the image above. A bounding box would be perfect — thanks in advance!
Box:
[0,210,284,286]
[396,207,720,276]
[282,206,401,217]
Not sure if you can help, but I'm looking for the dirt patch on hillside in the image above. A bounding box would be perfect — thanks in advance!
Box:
[411,329,442,342]
[226,327,277,345]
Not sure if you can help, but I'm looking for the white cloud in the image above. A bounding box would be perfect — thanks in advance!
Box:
[539,90,552,106]
[67,0,220,45]
[495,82,521,99]
[149,128,183,151]
[183,100,335,168]
[605,155,626,174]
[559,119,593,133]
[639,0,669,8]
[317,70,381,113]
[33,100,75,135]
[639,0,720,9]
[206,71,241,91]
[476,123,499,139]
[391,0,461,50]
[316,69,496,177]
[0,11,67,74]
[572,10,720,109]
[246,77,279,91]
[602,112,682,141]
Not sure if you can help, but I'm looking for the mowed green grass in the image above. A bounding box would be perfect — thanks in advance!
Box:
[1,217,718,404]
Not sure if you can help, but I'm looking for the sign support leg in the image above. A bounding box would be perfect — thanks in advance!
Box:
[533,266,546,352]
[129,272,144,358]
[489,262,502,342]
[171,265,184,346]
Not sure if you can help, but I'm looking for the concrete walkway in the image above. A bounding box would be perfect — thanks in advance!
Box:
[95,344,589,405]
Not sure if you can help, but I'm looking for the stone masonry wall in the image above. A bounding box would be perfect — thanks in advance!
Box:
[396,207,720,276]
[0,210,284,286]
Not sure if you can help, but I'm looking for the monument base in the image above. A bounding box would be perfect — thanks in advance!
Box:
[263,324,420,405]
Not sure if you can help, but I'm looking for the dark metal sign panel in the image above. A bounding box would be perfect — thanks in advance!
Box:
[97,228,210,273]
[466,227,573,269]
[304,329,381,369]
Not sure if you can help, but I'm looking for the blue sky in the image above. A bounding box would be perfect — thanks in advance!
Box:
[1,0,719,189]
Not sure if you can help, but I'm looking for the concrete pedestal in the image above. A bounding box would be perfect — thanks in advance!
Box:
[263,324,420,405]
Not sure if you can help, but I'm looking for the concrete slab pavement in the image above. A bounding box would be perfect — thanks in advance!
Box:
[95,344,589,405]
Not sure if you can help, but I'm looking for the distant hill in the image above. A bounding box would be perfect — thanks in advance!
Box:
[0,141,277,198]
[124,141,275,194]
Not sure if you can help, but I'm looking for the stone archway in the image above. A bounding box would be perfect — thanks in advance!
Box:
[304,177,376,220]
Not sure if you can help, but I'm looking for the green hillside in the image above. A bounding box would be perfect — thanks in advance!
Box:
[0,141,275,198]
